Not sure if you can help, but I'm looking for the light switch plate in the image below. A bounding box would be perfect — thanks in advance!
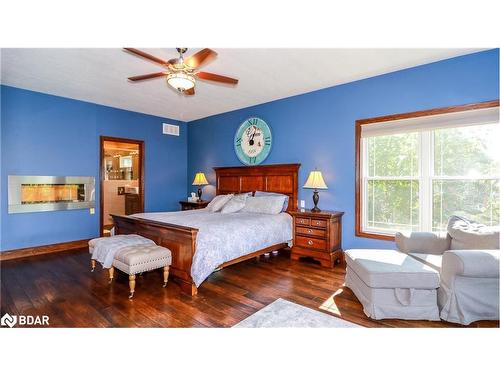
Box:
[89,208,95,215]
[300,200,305,208]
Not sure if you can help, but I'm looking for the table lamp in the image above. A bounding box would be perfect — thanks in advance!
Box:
[192,172,209,201]
[303,170,328,212]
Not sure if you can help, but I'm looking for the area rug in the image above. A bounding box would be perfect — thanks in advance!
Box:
[233,298,362,328]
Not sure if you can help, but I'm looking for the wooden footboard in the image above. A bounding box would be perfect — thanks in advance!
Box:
[111,214,199,295]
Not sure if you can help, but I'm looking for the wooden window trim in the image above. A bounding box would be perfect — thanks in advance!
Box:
[355,99,500,241]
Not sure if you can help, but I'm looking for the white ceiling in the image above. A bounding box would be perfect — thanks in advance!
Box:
[0,48,483,122]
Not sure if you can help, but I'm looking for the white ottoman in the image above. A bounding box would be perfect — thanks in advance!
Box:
[344,249,440,321]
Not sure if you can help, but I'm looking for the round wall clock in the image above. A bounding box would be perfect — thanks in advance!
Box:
[234,117,272,165]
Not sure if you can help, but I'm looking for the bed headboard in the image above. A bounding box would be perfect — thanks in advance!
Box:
[213,163,301,212]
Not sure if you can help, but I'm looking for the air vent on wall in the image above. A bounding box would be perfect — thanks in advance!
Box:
[163,123,180,136]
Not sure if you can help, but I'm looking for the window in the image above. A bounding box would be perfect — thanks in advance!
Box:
[119,155,133,168]
[365,132,420,233]
[432,125,500,231]
[356,101,500,240]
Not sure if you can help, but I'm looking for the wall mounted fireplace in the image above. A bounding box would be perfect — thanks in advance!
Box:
[8,176,95,214]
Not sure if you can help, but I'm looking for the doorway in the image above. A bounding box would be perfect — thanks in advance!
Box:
[100,136,144,236]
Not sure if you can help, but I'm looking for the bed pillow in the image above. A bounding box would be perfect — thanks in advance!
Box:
[206,194,234,212]
[220,194,248,214]
[254,191,289,212]
[242,195,287,215]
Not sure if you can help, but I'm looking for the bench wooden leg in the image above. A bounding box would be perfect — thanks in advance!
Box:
[163,266,170,287]
[91,259,96,272]
[129,275,136,299]
[108,267,114,283]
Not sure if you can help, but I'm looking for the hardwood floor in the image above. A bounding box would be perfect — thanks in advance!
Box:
[1,248,497,328]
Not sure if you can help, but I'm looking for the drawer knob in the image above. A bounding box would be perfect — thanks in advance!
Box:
[308,240,313,245]
[307,229,312,233]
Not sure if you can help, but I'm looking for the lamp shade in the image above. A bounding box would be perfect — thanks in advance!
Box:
[303,170,328,190]
[192,172,209,186]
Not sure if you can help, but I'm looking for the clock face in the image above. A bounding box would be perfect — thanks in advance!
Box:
[234,117,272,165]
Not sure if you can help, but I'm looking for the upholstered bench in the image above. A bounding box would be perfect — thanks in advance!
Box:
[89,235,172,299]
[89,234,156,272]
[344,249,440,321]
[111,244,172,299]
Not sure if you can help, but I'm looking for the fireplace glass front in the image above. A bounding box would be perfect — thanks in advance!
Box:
[8,176,95,213]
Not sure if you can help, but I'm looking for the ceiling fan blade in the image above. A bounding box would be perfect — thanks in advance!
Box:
[124,48,170,66]
[184,87,195,95]
[184,48,217,69]
[128,72,167,81]
[195,71,238,85]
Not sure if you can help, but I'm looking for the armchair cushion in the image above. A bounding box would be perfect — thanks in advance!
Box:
[447,216,500,250]
[395,232,451,255]
[408,253,442,272]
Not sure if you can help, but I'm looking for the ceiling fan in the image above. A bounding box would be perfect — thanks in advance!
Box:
[124,48,238,96]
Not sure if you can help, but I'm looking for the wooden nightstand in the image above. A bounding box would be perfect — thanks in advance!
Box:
[179,200,210,211]
[290,209,344,268]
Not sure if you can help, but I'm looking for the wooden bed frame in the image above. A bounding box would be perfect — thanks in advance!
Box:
[111,163,300,295]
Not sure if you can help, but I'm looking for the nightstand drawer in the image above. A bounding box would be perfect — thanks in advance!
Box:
[295,235,327,250]
[295,217,311,226]
[296,227,326,238]
[311,219,327,228]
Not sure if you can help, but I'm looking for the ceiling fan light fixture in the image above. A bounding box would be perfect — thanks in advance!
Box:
[166,72,195,91]
[125,48,237,97]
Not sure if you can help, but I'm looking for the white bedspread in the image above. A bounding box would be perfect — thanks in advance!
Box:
[132,209,293,286]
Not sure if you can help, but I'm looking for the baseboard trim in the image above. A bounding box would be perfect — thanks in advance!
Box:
[0,239,90,262]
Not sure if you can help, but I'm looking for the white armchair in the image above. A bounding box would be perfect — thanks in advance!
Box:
[396,216,500,325]
[438,250,499,324]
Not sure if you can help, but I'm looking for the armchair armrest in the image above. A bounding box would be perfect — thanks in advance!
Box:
[442,250,500,280]
[395,232,451,255]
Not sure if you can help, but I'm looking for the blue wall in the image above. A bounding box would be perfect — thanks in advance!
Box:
[1,86,188,251]
[2,50,498,252]
[188,49,500,250]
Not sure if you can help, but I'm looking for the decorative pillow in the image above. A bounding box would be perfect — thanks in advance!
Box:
[220,194,248,214]
[254,191,289,212]
[206,194,234,212]
[242,195,287,215]
[447,216,500,250]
